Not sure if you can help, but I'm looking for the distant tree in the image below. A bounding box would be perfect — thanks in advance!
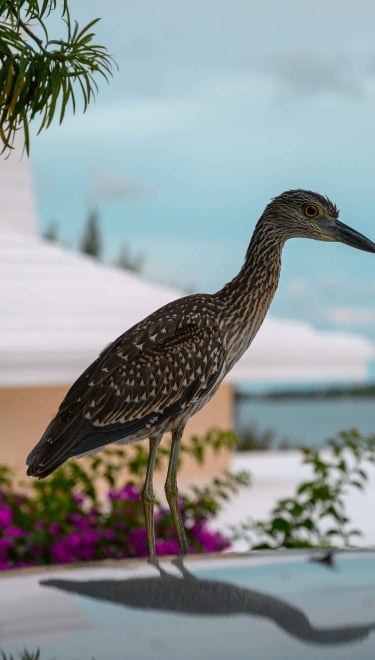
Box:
[80,208,102,258]
[0,1,115,155]
[42,220,59,241]
[115,243,144,273]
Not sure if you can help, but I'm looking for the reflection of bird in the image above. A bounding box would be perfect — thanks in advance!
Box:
[41,557,375,646]
[26,190,375,557]
[310,550,336,569]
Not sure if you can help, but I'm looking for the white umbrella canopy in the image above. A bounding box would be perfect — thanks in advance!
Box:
[0,224,180,385]
[1,224,374,386]
[229,317,375,384]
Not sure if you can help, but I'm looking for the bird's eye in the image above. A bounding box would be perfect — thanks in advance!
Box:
[303,204,319,218]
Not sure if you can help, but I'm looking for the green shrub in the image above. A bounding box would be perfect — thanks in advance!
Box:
[2,428,373,567]
[231,430,375,549]
[0,430,249,568]
[236,424,276,451]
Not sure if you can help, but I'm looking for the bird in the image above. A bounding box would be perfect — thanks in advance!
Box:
[26,189,375,558]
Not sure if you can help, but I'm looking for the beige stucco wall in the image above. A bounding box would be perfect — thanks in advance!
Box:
[0,382,233,489]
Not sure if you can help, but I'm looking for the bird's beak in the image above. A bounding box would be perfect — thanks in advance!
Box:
[324,219,375,253]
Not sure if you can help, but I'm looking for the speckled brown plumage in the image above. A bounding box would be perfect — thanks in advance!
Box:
[27,295,226,472]
[26,189,375,557]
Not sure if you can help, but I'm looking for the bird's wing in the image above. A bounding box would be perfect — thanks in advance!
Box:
[80,312,225,431]
[27,301,226,475]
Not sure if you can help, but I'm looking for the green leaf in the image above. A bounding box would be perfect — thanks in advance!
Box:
[297,481,315,495]
[337,458,348,473]
[350,480,365,490]
[270,517,291,533]
[0,3,116,155]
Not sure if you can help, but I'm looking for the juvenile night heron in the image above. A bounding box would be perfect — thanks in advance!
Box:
[27,190,375,558]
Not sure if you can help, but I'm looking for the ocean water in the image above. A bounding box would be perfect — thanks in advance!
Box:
[235,397,375,449]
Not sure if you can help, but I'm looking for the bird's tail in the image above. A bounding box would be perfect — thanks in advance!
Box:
[26,414,87,478]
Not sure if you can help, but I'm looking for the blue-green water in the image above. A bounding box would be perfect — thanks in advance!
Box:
[236,397,375,449]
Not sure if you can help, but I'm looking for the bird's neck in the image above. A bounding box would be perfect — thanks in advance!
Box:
[214,222,285,370]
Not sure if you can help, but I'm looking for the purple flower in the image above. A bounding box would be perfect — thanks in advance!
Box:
[5,526,24,537]
[128,527,148,556]
[68,513,88,527]
[81,529,100,545]
[0,537,13,561]
[155,507,170,521]
[114,520,126,529]
[64,533,81,549]
[156,538,180,555]
[50,543,74,564]
[0,537,13,550]
[102,529,116,540]
[108,484,140,502]
[77,547,94,560]
[0,508,12,527]
[190,524,230,552]
[73,492,85,506]
[30,545,43,559]
[0,461,233,567]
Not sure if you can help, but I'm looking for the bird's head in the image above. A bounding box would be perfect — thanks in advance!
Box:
[262,189,375,253]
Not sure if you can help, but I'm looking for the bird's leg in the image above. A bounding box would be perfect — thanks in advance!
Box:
[142,434,162,559]
[172,556,198,581]
[147,556,168,576]
[165,426,189,555]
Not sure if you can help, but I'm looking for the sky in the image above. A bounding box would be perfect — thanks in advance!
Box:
[30,0,375,352]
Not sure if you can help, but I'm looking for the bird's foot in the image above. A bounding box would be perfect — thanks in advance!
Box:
[147,555,170,578]
[172,555,197,580]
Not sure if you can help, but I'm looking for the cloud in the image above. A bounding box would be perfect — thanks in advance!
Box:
[257,51,366,99]
[327,307,375,325]
[89,171,154,201]
[271,274,375,340]
[284,274,375,304]
[36,61,375,155]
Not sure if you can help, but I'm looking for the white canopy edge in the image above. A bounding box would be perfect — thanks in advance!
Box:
[229,317,375,383]
[1,225,374,387]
